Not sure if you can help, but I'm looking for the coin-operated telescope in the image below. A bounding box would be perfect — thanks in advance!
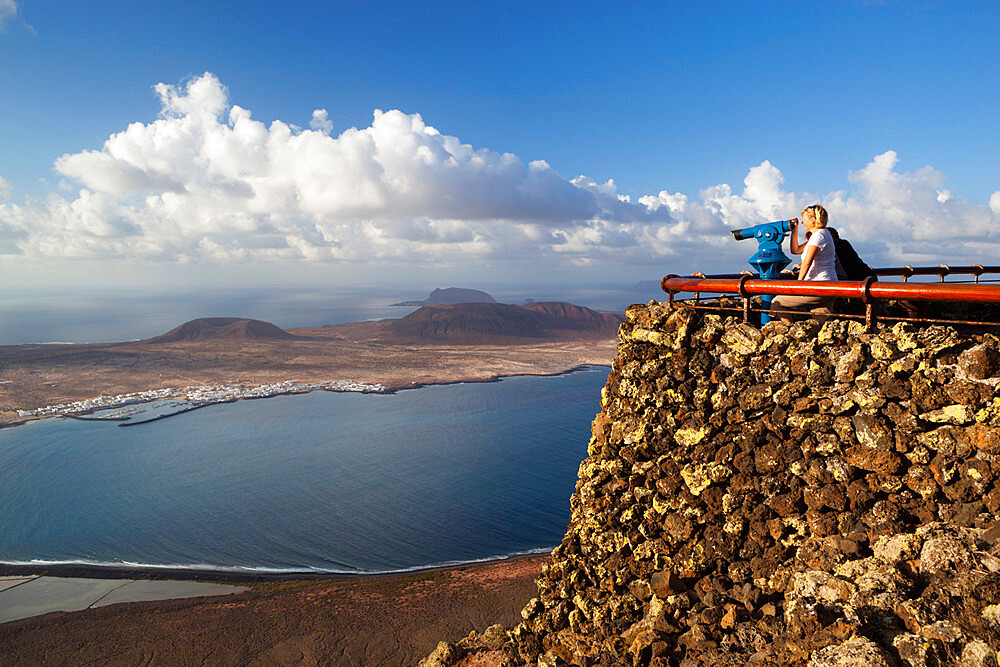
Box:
[730,219,794,324]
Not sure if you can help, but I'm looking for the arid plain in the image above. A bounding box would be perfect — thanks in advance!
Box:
[0,312,620,428]
[0,555,546,665]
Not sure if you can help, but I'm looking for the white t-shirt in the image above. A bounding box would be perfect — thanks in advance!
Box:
[803,228,838,281]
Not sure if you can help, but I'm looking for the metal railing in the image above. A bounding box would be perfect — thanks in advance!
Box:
[874,265,1000,283]
[661,266,1000,330]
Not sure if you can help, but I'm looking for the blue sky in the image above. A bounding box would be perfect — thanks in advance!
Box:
[1,1,998,289]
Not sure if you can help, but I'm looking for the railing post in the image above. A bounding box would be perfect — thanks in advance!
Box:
[693,273,706,303]
[661,275,679,305]
[862,276,877,332]
[738,275,752,324]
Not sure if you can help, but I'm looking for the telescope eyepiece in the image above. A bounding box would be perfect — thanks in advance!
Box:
[730,229,745,241]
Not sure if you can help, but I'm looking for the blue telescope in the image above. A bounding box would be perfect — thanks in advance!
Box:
[730,219,794,323]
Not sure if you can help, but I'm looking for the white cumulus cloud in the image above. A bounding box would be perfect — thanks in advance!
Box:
[0,72,997,275]
[309,109,333,134]
[638,152,1000,270]
[823,151,1000,264]
[0,72,669,263]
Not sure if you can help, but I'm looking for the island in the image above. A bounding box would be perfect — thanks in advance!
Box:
[390,286,497,306]
[0,303,623,427]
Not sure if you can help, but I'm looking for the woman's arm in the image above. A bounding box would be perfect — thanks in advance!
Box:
[788,218,805,255]
[798,243,818,281]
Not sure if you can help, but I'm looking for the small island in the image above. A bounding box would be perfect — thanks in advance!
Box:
[390,286,497,306]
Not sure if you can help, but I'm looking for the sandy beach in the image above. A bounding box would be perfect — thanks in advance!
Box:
[0,555,546,665]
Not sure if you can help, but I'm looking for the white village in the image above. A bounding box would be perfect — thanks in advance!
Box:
[18,379,389,419]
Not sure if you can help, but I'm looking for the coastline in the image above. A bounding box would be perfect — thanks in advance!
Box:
[0,320,616,662]
[1,363,610,430]
[0,320,619,429]
[0,554,548,665]
[0,549,553,584]
[1,364,603,587]
[394,362,605,391]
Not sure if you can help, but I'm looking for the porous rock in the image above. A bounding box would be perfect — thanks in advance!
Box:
[425,301,1000,666]
[807,636,893,667]
[959,340,1000,380]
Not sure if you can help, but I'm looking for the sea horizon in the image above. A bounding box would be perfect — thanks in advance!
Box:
[0,283,662,347]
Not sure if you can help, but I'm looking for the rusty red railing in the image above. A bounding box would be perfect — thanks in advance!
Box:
[661,266,1000,329]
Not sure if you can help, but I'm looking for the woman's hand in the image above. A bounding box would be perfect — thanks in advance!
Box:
[788,217,804,255]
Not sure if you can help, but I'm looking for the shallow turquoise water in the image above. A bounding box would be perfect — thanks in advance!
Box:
[0,369,608,573]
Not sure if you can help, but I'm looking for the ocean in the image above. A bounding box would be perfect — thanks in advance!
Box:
[0,368,609,574]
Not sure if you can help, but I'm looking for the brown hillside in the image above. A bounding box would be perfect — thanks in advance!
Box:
[146,317,299,343]
[386,302,623,341]
[521,301,624,334]
[387,303,552,340]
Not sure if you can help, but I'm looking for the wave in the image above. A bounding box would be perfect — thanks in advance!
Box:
[0,547,555,576]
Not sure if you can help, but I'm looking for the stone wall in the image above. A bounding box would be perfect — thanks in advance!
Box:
[423,301,1000,666]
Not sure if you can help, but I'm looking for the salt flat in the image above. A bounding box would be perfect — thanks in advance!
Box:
[0,576,245,624]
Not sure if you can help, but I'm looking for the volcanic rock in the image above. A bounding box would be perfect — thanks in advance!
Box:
[424,299,1000,665]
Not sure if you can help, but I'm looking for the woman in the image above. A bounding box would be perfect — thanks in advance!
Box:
[771,204,838,322]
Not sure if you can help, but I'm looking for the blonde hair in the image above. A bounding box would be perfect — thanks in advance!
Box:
[802,204,828,229]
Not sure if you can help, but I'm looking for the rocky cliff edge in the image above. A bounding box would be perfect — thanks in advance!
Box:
[423,300,1000,666]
